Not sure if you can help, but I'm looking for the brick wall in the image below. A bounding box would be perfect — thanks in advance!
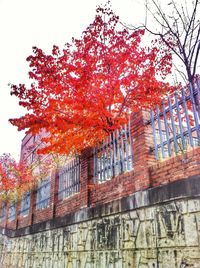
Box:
[1,111,200,230]
[149,147,200,187]
[55,148,91,218]
[90,110,156,206]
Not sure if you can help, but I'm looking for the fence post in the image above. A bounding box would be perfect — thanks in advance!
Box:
[4,203,9,229]
[192,80,200,119]
[51,169,59,218]
[16,201,20,229]
[29,189,36,226]
[0,202,8,229]
[79,147,94,207]
[131,109,156,190]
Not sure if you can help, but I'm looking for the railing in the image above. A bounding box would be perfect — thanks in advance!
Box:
[36,178,51,209]
[93,120,133,183]
[20,192,31,216]
[150,81,200,159]
[58,157,80,200]
[8,203,16,222]
[0,202,6,222]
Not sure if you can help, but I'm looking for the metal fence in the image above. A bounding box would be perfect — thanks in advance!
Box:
[150,81,200,159]
[20,192,31,216]
[58,157,80,200]
[0,202,6,222]
[93,120,133,183]
[36,177,51,209]
[8,203,16,222]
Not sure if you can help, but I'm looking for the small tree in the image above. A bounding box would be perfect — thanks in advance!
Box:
[0,154,34,201]
[10,4,174,155]
[143,0,200,84]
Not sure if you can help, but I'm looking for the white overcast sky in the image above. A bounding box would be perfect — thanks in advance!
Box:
[1,0,195,161]
[0,0,147,161]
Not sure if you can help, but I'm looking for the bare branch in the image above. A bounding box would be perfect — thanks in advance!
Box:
[189,24,200,68]
[172,62,188,83]
[183,0,199,48]
[192,39,200,78]
[145,26,185,63]
[184,0,190,22]
[145,0,170,30]
[142,0,200,83]
[171,0,187,32]
[188,11,195,53]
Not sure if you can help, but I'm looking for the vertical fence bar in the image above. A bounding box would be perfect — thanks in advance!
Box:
[75,159,78,192]
[109,134,113,178]
[70,162,73,195]
[67,164,70,197]
[116,129,121,175]
[77,157,80,192]
[74,159,76,193]
[93,147,96,183]
[67,163,70,197]
[124,123,130,170]
[62,168,65,199]
[150,110,159,159]
[174,92,187,151]
[162,100,171,157]
[66,165,69,197]
[181,89,194,147]
[99,143,103,182]
[168,96,179,153]
[105,137,109,179]
[195,80,200,125]
[103,143,106,181]
[196,80,200,100]
[70,161,73,195]
[128,118,133,169]
[75,158,77,192]
[68,162,71,196]
[156,105,165,158]
[73,160,76,193]
[120,126,125,172]
[58,172,61,200]
[189,83,200,142]
[113,131,117,177]
[77,158,80,192]
[74,159,77,193]
[61,172,64,200]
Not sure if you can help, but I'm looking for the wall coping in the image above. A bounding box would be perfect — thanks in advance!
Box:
[1,174,200,238]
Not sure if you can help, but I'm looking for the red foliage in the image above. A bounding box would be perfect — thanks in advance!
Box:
[0,154,34,200]
[10,4,174,155]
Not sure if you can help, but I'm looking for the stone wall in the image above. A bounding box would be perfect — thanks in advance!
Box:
[1,176,200,268]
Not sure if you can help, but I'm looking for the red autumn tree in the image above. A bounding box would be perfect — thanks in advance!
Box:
[10,4,174,155]
[0,154,34,200]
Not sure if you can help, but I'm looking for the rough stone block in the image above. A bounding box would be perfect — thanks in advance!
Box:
[184,214,199,246]
[188,199,200,213]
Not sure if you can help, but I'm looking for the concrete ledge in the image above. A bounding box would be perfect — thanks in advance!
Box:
[1,175,200,238]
